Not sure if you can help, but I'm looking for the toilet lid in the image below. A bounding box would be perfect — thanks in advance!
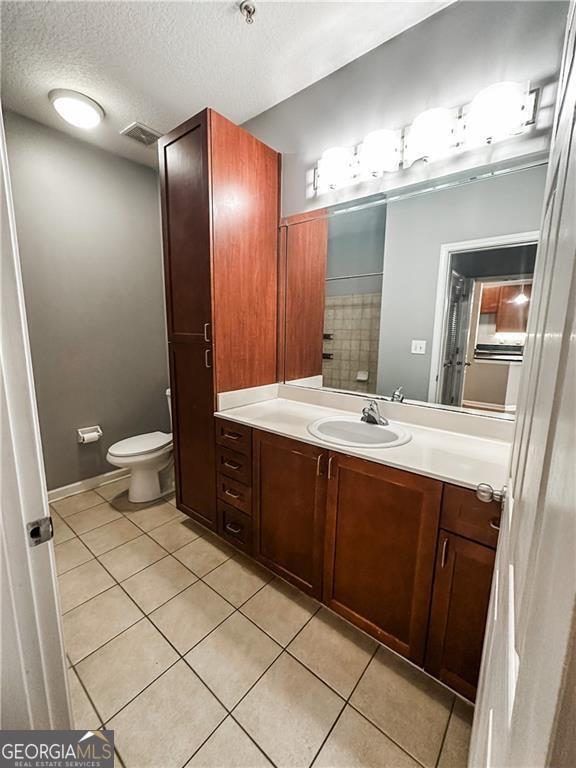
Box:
[108,431,172,458]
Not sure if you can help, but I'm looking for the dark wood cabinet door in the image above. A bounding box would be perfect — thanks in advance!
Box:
[169,342,216,530]
[425,531,495,701]
[323,454,442,664]
[496,283,532,333]
[252,430,327,597]
[159,112,212,341]
[284,217,327,382]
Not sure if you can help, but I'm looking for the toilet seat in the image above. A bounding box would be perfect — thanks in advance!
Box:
[108,431,172,459]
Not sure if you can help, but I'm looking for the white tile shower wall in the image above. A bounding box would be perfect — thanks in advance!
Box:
[323,293,381,393]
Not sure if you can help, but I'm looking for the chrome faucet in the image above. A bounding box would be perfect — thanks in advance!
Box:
[391,386,405,403]
[361,400,389,426]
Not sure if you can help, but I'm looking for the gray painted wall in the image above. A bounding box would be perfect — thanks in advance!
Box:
[377,165,547,401]
[244,1,566,215]
[327,205,385,296]
[5,111,168,490]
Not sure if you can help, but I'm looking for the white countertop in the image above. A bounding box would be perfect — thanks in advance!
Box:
[215,397,511,490]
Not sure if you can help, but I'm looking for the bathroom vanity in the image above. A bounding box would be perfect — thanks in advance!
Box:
[209,392,507,702]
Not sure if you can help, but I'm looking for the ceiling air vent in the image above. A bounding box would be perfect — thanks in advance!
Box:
[120,122,162,146]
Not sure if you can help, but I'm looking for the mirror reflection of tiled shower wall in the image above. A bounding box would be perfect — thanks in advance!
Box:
[323,293,381,392]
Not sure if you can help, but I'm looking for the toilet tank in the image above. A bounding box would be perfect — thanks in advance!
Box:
[166,388,171,425]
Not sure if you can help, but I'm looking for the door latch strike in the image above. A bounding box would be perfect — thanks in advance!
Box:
[27,516,54,547]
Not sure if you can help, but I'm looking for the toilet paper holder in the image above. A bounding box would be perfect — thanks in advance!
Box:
[77,426,103,444]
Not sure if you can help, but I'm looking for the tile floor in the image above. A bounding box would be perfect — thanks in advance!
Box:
[53,478,474,768]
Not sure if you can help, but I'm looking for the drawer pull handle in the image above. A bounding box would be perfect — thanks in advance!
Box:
[224,460,241,470]
[316,454,326,476]
[203,322,211,343]
[441,537,449,568]
[225,522,243,535]
[327,456,335,480]
[223,431,242,441]
[204,349,212,369]
[225,489,241,500]
[490,518,501,531]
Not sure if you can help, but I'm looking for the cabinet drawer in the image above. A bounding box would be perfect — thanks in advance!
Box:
[216,473,252,515]
[441,484,500,548]
[216,445,252,485]
[215,418,252,456]
[218,502,252,553]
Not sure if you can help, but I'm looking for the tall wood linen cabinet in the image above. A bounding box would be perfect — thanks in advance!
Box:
[158,109,280,530]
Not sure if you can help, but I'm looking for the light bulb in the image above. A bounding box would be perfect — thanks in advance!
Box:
[465,81,528,147]
[512,292,530,305]
[317,147,355,191]
[359,129,400,176]
[49,89,104,129]
[404,108,455,167]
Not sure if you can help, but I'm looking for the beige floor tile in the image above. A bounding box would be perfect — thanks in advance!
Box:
[315,705,420,768]
[122,556,197,613]
[186,613,281,708]
[350,647,453,768]
[438,698,474,768]
[120,500,186,532]
[187,717,273,768]
[52,490,104,518]
[234,653,344,768]
[54,538,94,575]
[63,586,143,664]
[173,534,234,577]
[203,556,273,607]
[52,511,75,545]
[68,669,101,730]
[80,518,141,556]
[288,607,377,697]
[240,578,319,646]
[66,503,123,535]
[98,535,166,581]
[58,559,115,613]
[147,517,204,552]
[76,618,178,722]
[150,581,234,653]
[95,476,130,502]
[109,661,226,768]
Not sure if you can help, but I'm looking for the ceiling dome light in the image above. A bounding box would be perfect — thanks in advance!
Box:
[464,81,528,148]
[49,89,104,129]
[404,108,455,167]
[317,147,355,191]
[359,129,401,176]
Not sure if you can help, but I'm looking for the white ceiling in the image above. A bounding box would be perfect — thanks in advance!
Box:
[1,1,452,167]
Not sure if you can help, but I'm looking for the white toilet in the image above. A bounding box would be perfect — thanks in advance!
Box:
[106,389,173,503]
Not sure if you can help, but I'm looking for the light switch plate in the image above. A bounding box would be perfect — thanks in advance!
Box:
[411,339,427,355]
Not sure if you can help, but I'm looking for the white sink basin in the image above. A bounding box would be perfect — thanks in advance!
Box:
[307,416,411,449]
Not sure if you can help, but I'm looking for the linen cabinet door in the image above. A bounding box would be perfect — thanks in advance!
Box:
[159,113,212,342]
[425,531,496,701]
[252,430,327,598]
[169,342,216,530]
[323,454,442,664]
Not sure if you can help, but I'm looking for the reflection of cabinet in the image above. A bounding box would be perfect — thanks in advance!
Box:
[496,284,532,333]
[159,109,279,527]
[252,430,327,597]
[323,454,442,664]
[480,283,532,333]
[281,214,328,382]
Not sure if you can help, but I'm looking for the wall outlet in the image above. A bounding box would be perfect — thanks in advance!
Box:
[411,339,427,355]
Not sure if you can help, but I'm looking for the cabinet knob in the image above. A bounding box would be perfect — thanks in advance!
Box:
[476,483,506,504]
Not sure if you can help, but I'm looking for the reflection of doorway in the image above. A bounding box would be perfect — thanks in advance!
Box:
[429,232,538,409]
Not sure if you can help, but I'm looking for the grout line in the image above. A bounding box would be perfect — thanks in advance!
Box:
[434,696,456,768]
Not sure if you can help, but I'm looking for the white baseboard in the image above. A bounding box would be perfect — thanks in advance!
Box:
[47,468,130,502]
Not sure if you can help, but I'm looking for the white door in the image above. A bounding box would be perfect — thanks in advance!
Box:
[0,104,71,728]
[470,4,576,766]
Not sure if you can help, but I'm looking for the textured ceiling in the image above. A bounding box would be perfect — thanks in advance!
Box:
[1,0,452,166]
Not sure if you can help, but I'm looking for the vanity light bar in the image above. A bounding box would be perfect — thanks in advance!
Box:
[314,82,537,193]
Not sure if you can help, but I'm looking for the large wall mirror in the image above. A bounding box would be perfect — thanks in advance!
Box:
[282,162,546,418]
